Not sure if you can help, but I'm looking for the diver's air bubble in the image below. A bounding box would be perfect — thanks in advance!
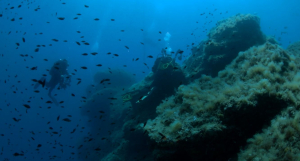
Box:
[164,32,171,42]
[166,47,172,55]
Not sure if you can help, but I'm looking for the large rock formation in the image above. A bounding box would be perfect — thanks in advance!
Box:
[97,14,300,161]
[144,42,300,160]
[184,14,266,79]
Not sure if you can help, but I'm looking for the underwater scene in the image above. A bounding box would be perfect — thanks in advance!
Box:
[1,0,300,160]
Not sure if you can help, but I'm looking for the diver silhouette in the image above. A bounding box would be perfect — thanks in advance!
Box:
[34,59,72,105]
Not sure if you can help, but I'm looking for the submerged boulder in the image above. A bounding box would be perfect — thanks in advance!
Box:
[184,14,266,79]
[145,42,300,160]
[238,41,300,161]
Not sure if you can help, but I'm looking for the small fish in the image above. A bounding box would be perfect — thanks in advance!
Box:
[52,39,59,42]
[13,152,24,156]
[37,144,42,148]
[84,5,89,8]
[70,128,76,133]
[23,104,30,109]
[21,37,26,43]
[94,148,101,151]
[125,46,129,49]
[100,79,110,83]
[111,19,115,21]
[62,118,71,122]
[71,93,75,96]
[113,54,119,57]
[38,79,46,87]
[57,115,60,121]
[96,64,102,67]
[12,118,21,122]
[81,66,87,69]
[108,97,117,100]
[77,81,81,85]
[94,18,99,21]
[91,52,98,55]
[120,30,125,32]
[58,17,65,20]
[99,111,105,113]
[45,101,52,104]
[34,48,39,52]
[147,55,153,58]
[76,42,80,45]
[82,53,88,56]
[31,66,38,70]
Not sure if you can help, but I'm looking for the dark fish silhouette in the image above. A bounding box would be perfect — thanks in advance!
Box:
[23,104,30,109]
[62,118,71,122]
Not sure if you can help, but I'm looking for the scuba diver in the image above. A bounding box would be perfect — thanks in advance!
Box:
[34,59,72,105]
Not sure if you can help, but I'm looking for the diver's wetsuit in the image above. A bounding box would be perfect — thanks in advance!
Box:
[35,59,71,105]
[47,59,70,95]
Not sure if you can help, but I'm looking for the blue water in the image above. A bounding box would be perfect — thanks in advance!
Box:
[0,0,299,160]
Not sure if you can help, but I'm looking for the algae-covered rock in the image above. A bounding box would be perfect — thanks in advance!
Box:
[238,107,300,161]
[184,14,266,79]
[237,41,300,161]
[145,42,300,160]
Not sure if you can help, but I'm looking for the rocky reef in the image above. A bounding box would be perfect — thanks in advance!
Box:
[184,14,266,79]
[82,14,300,161]
[145,41,300,160]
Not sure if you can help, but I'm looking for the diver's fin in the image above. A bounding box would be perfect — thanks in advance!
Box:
[34,77,46,89]
[48,93,59,106]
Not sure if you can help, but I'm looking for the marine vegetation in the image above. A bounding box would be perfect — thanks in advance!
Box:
[99,14,300,161]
